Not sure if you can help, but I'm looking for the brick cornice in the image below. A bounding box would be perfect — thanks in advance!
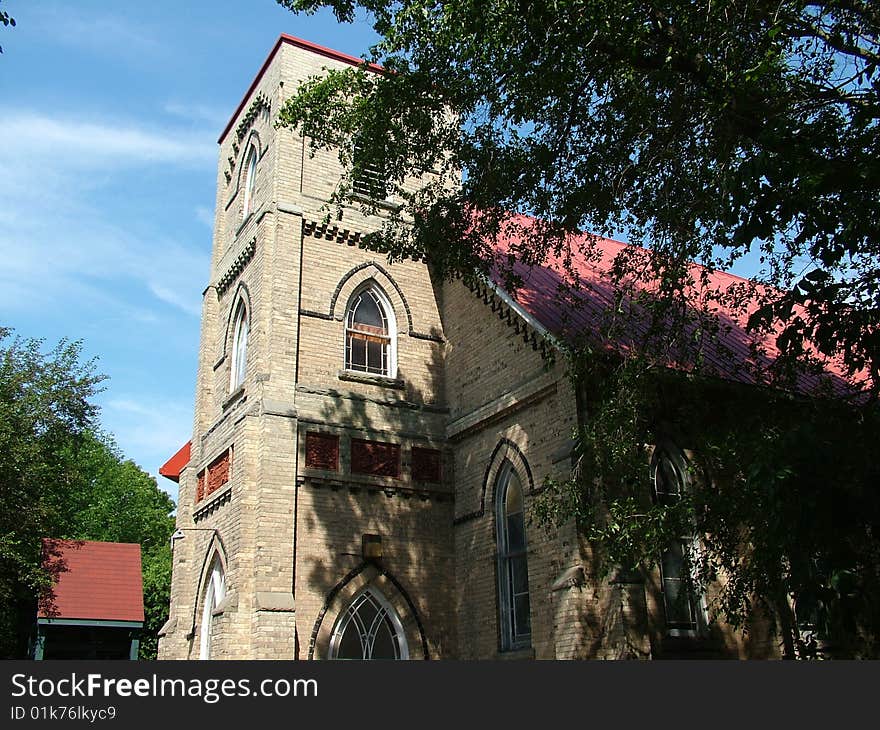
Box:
[217,238,256,295]
[296,475,452,501]
[303,218,363,247]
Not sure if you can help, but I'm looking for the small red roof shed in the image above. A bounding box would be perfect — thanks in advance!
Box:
[39,539,144,623]
[36,539,144,660]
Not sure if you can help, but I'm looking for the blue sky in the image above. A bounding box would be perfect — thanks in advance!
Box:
[1,1,378,501]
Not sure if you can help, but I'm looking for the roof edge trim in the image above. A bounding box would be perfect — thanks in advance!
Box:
[159,440,191,483]
[482,276,562,351]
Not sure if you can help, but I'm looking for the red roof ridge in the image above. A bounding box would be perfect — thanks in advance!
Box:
[219,33,383,143]
[46,539,134,546]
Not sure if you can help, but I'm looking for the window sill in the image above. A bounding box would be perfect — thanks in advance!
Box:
[338,370,405,390]
[235,211,255,237]
[497,646,535,660]
[193,483,232,522]
[222,385,246,411]
[349,193,402,213]
[666,627,701,638]
[658,634,723,659]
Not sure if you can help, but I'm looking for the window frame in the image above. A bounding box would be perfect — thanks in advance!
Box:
[229,298,249,392]
[343,284,397,379]
[328,587,409,660]
[495,461,532,651]
[242,143,257,219]
[651,447,707,637]
[199,557,226,660]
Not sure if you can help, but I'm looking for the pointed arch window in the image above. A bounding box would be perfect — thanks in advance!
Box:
[242,144,257,218]
[199,557,226,660]
[496,462,531,650]
[344,285,395,377]
[329,588,409,660]
[230,298,248,391]
[652,448,704,635]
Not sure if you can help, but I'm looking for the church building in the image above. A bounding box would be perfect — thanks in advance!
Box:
[158,34,793,660]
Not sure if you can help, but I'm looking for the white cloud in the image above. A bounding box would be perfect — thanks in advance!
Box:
[105,397,192,458]
[0,103,210,502]
[103,397,193,502]
[0,108,212,319]
[0,203,209,319]
[0,111,215,168]
[149,282,204,318]
[28,5,165,60]
[164,101,228,128]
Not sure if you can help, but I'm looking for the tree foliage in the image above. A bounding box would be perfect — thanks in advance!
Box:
[277,1,880,656]
[57,432,176,660]
[532,357,880,657]
[0,328,175,659]
[0,327,105,656]
[278,0,879,392]
[0,0,15,54]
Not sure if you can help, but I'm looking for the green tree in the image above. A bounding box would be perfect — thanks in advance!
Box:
[277,0,879,392]
[276,1,880,656]
[0,328,175,659]
[0,327,105,657]
[140,544,172,660]
[59,432,176,660]
[532,357,880,658]
[0,1,15,54]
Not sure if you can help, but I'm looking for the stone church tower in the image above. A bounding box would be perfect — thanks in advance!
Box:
[158,34,454,660]
[158,34,781,660]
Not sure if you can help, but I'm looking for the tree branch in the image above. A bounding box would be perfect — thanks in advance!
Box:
[786,22,880,66]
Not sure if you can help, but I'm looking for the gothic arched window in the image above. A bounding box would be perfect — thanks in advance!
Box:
[496,462,531,650]
[344,285,395,377]
[199,557,226,660]
[242,144,257,218]
[652,447,703,635]
[229,298,248,391]
[328,588,409,660]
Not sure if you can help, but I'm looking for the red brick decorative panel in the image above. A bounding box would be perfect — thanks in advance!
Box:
[351,439,400,478]
[305,432,339,471]
[196,472,206,503]
[196,448,232,503]
[411,447,442,483]
[206,449,231,496]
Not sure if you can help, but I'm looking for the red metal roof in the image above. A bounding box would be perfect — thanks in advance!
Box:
[39,540,144,623]
[487,213,869,399]
[219,34,384,143]
[159,440,191,483]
